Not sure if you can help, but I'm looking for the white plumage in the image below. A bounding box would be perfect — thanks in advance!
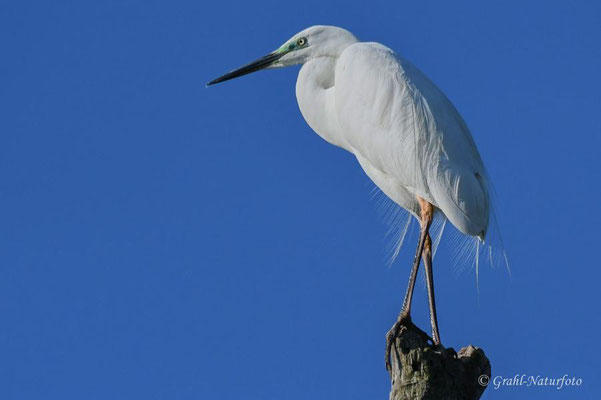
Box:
[208,25,499,368]
[292,27,490,240]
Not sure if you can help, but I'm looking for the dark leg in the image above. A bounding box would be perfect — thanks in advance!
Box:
[385,198,434,372]
[400,225,426,317]
[423,233,441,345]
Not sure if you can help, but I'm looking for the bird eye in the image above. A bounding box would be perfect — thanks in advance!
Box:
[296,37,307,46]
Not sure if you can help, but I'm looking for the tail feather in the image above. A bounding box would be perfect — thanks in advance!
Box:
[371,182,509,292]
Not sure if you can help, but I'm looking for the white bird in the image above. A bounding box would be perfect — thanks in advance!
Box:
[208,25,495,371]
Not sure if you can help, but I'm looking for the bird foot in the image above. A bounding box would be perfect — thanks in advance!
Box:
[385,314,433,373]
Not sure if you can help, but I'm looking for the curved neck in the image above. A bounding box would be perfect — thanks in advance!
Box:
[295,57,347,149]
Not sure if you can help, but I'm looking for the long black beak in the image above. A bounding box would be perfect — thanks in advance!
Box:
[207,52,284,86]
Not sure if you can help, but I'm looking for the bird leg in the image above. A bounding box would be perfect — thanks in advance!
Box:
[423,232,441,345]
[385,197,434,372]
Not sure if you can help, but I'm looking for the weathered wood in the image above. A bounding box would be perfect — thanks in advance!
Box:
[388,323,490,400]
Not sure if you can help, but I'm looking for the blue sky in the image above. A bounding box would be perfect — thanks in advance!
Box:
[1,0,600,399]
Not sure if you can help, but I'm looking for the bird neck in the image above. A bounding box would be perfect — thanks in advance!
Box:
[295,57,348,150]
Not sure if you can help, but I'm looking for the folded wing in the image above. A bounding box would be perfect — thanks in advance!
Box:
[334,42,489,238]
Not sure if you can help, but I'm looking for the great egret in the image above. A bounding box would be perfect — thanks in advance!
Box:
[208,25,494,372]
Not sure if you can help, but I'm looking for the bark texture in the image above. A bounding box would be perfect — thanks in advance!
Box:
[388,323,490,400]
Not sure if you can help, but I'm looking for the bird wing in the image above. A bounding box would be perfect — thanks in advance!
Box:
[334,42,489,237]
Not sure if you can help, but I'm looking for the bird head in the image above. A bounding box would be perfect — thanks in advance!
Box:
[207,25,358,86]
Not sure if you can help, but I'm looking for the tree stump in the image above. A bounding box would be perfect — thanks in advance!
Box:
[388,323,490,400]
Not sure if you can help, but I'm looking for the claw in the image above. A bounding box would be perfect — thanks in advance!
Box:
[385,314,411,373]
[385,314,434,373]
